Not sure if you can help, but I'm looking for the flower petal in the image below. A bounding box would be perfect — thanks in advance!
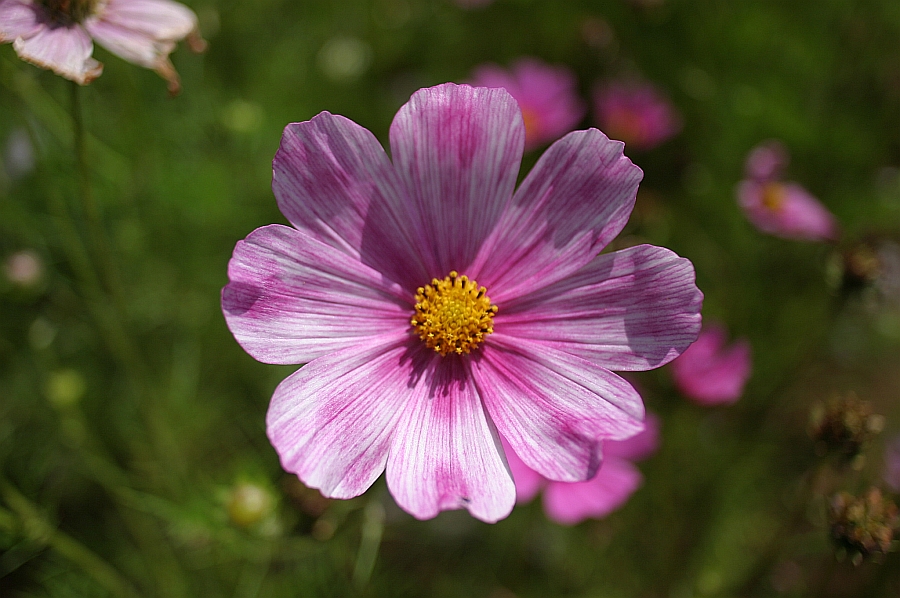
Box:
[500,436,545,502]
[13,23,103,85]
[603,412,660,461]
[469,128,642,302]
[266,334,415,499]
[737,180,839,242]
[495,244,703,370]
[222,224,411,365]
[273,112,429,290]
[386,354,515,523]
[389,83,524,275]
[473,334,644,484]
[670,325,752,405]
[0,1,42,42]
[542,458,642,525]
[93,0,197,41]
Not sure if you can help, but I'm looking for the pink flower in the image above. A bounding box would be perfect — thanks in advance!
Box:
[470,58,586,151]
[221,83,703,523]
[0,0,204,93]
[737,141,840,242]
[670,324,751,405]
[593,81,681,151]
[503,414,660,525]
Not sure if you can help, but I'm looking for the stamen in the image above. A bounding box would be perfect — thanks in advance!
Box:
[411,271,497,356]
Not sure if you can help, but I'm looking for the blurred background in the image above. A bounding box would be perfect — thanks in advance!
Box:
[3,0,900,595]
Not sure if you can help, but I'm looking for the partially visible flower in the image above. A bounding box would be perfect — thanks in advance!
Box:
[503,414,660,525]
[669,323,751,406]
[737,141,839,242]
[809,393,884,459]
[829,488,898,564]
[593,80,680,151]
[470,58,585,151]
[884,435,900,492]
[0,0,206,94]
[222,83,703,523]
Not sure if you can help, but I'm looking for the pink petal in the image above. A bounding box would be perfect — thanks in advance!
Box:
[500,436,545,502]
[472,334,644,484]
[94,0,197,40]
[13,23,103,84]
[0,1,42,42]
[670,325,752,405]
[386,354,515,523]
[86,19,176,69]
[737,180,839,242]
[389,83,525,276]
[495,244,703,370]
[266,334,415,499]
[222,224,411,365]
[272,112,429,290]
[469,129,642,303]
[542,458,642,525]
[744,141,788,181]
[604,411,660,461]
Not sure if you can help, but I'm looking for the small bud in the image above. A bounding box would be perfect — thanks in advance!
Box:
[227,482,274,528]
[829,488,898,563]
[810,393,884,459]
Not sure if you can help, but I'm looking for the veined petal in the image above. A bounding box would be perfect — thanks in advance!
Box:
[273,112,429,289]
[500,436,545,502]
[0,0,42,42]
[87,19,175,68]
[542,458,642,525]
[386,354,515,523]
[469,128,642,302]
[266,334,415,499]
[472,334,644,484]
[13,23,103,84]
[93,0,197,40]
[389,83,524,275]
[222,224,411,365]
[603,412,660,461]
[496,244,703,370]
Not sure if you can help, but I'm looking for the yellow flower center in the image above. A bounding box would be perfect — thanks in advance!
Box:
[411,272,497,356]
[761,182,786,212]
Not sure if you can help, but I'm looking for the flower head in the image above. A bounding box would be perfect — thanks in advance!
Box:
[503,413,660,525]
[0,0,205,93]
[669,323,751,406]
[737,141,839,242]
[593,80,680,151]
[469,58,585,151]
[222,83,702,522]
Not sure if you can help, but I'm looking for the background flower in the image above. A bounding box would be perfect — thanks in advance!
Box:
[222,83,702,523]
[737,141,840,242]
[670,323,751,405]
[593,80,680,151]
[503,414,660,525]
[0,0,204,92]
[470,58,586,151]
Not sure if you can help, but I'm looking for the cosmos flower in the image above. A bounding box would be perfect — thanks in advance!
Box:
[670,323,751,406]
[503,413,660,525]
[221,83,703,523]
[737,141,839,242]
[470,58,585,151]
[593,80,681,151]
[0,0,205,93]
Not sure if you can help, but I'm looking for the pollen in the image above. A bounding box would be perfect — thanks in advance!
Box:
[761,182,786,212]
[411,271,498,356]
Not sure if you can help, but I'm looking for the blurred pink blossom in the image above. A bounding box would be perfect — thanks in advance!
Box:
[502,414,660,525]
[593,81,680,151]
[884,435,900,492]
[737,141,839,242]
[0,0,205,93]
[470,58,586,151]
[670,324,751,406]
